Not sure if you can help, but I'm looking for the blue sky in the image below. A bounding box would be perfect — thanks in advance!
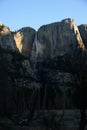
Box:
[0,0,87,31]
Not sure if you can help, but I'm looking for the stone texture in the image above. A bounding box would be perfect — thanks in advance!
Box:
[36,18,85,60]
[0,19,86,61]
[0,47,40,119]
[36,56,76,109]
[13,27,36,57]
[0,23,17,51]
[78,24,87,49]
[0,19,87,130]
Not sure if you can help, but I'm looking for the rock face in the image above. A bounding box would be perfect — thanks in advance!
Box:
[13,27,36,57]
[36,55,76,109]
[78,24,87,49]
[0,18,87,111]
[0,23,17,51]
[0,18,87,130]
[36,18,85,60]
[0,19,85,61]
[0,47,40,117]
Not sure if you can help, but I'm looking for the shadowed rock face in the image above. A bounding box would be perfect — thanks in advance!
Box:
[0,24,17,51]
[36,18,85,60]
[0,19,87,109]
[0,47,39,117]
[0,19,87,129]
[78,24,87,49]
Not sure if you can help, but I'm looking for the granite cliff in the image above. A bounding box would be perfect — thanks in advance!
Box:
[0,23,17,51]
[78,24,87,48]
[0,18,87,130]
[13,27,36,57]
[0,18,85,60]
[37,18,84,60]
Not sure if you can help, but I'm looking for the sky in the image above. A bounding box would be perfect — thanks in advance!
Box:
[0,0,87,31]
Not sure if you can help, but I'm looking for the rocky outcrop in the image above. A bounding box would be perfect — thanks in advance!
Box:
[78,24,87,49]
[0,23,17,51]
[0,19,87,111]
[13,27,36,57]
[1,18,87,130]
[0,25,36,58]
[36,18,85,60]
[0,19,86,61]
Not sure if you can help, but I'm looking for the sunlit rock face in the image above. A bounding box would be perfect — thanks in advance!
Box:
[0,19,85,61]
[36,18,84,60]
[78,24,87,49]
[0,19,87,128]
[13,27,36,57]
[0,23,17,51]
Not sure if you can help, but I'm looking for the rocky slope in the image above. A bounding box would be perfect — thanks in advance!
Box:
[0,18,87,130]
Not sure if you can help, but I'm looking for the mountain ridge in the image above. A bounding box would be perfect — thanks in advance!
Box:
[0,18,87,130]
[0,18,86,61]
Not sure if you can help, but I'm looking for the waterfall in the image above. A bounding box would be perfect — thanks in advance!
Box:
[30,32,37,70]
[51,28,57,58]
